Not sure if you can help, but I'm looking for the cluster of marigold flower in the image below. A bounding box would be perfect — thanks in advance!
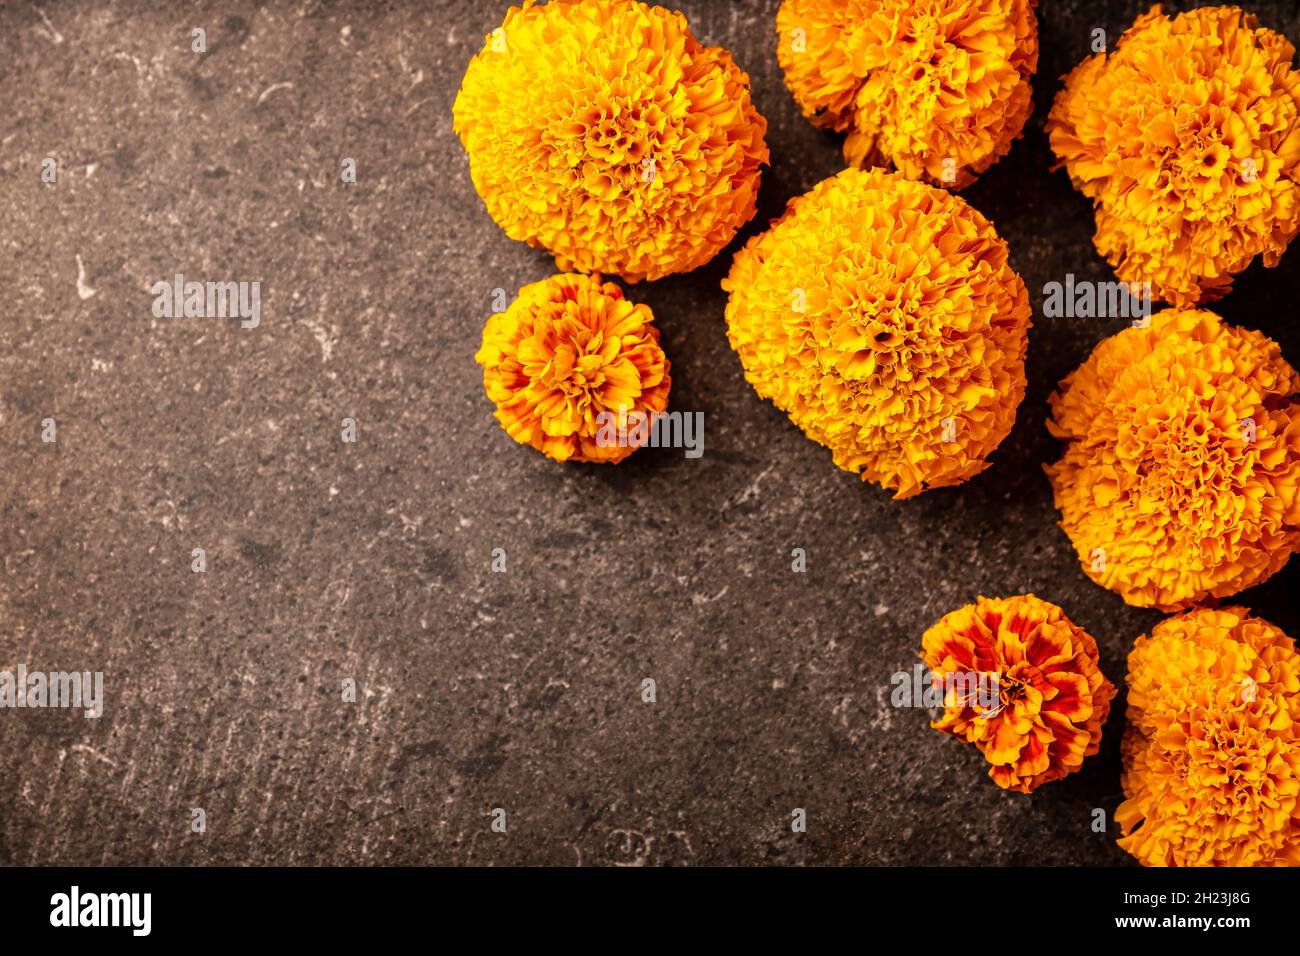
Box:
[454,0,1300,866]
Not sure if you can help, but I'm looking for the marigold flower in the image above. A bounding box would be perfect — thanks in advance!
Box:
[1046,307,1300,610]
[475,273,670,463]
[921,594,1116,794]
[723,167,1030,497]
[1047,4,1300,306]
[1118,607,1300,866]
[452,0,769,283]
[775,0,1038,187]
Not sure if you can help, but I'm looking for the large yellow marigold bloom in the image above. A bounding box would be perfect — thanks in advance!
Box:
[1047,308,1300,610]
[1118,607,1300,866]
[475,273,670,463]
[452,0,769,283]
[1047,4,1300,307]
[921,594,1116,794]
[775,0,1038,187]
[723,167,1030,498]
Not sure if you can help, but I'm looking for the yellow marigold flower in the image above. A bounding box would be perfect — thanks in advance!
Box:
[921,594,1116,794]
[1118,607,1300,866]
[775,0,1038,187]
[1046,307,1300,610]
[1047,4,1300,307]
[723,167,1031,498]
[475,273,670,463]
[452,0,769,283]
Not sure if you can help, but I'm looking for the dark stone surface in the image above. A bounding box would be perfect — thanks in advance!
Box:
[1,0,1297,866]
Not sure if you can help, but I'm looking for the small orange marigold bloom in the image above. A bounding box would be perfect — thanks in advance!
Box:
[775,0,1038,187]
[723,167,1030,498]
[475,273,670,464]
[1047,4,1300,306]
[1118,607,1300,867]
[1047,307,1300,611]
[921,594,1116,794]
[453,0,769,283]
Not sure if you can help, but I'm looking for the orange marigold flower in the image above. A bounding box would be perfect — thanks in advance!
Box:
[475,273,670,463]
[1046,307,1300,610]
[452,0,769,283]
[1047,4,1300,307]
[921,594,1116,794]
[775,0,1038,187]
[722,167,1031,498]
[1118,607,1300,866]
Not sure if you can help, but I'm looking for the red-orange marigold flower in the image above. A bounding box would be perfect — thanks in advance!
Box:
[921,594,1116,793]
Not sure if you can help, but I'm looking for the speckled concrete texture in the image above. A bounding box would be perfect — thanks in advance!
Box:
[1,0,1298,866]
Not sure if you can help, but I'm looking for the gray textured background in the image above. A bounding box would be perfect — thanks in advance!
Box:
[2,0,1298,866]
